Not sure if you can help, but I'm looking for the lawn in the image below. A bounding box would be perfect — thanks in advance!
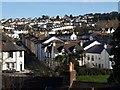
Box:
[76,75,109,83]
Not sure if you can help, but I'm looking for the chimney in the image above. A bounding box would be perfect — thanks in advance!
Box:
[80,40,83,47]
[104,44,107,49]
[65,62,76,87]
[53,42,56,46]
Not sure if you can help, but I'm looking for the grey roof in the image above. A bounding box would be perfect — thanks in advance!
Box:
[1,34,25,52]
[54,41,83,54]
[86,45,104,54]
[2,43,25,52]
[83,40,95,48]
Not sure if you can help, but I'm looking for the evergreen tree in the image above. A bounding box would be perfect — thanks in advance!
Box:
[108,24,120,83]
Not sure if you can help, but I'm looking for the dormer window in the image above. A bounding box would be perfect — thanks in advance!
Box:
[73,48,77,54]
[61,48,65,54]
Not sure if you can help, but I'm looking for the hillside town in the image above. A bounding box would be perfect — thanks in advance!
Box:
[0,11,120,89]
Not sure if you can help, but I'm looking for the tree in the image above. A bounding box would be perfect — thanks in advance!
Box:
[56,15,60,21]
[42,15,49,19]
[70,14,73,19]
[55,54,69,73]
[108,25,120,83]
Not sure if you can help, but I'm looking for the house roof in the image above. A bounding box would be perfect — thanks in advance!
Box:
[1,34,25,52]
[83,40,95,48]
[86,45,104,54]
[2,43,25,52]
[43,36,64,44]
[53,41,83,54]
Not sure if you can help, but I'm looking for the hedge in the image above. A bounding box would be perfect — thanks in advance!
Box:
[76,67,112,76]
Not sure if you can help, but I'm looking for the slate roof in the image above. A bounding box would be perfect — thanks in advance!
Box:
[53,41,83,54]
[1,34,25,52]
[83,40,95,48]
[2,43,25,52]
[86,45,104,54]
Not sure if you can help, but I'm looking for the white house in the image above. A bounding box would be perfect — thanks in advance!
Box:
[106,28,115,34]
[52,25,74,32]
[1,35,25,72]
[70,32,77,40]
[84,45,112,69]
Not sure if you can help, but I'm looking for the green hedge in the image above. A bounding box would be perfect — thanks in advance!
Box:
[76,67,112,76]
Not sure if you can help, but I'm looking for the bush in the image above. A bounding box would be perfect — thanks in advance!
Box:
[76,67,112,76]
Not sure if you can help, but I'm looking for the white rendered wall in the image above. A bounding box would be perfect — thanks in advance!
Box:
[2,51,24,71]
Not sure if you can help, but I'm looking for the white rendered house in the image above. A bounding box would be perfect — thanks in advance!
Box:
[1,35,25,72]
[70,32,77,40]
[1,51,25,71]
[85,45,112,69]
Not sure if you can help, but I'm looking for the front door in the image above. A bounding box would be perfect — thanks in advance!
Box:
[20,64,22,71]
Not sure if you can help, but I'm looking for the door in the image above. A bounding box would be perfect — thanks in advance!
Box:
[20,64,22,71]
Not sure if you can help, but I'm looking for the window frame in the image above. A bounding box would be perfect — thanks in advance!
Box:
[19,51,22,57]
[6,63,10,69]
[9,52,13,58]
[91,55,94,61]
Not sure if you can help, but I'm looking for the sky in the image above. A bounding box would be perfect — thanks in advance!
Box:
[1,0,120,2]
[1,2,119,19]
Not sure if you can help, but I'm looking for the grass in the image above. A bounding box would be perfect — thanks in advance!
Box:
[76,75,109,83]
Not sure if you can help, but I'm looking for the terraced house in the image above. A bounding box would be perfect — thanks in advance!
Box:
[1,34,25,72]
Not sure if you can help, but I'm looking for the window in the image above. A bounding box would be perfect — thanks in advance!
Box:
[95,55,97,60]
[19,51,22,57]
[98,55,101,60]
[6,63,10,69]
[99,57,101,60]
[99,64,101,68]
[91,55,94,61]
[12,63,15,68]
[87,55,90,60]
[73,49,77,54]
[61,48,65,54]
[9,52,13,58]
[102,64,104,68]
[96,63,97,67]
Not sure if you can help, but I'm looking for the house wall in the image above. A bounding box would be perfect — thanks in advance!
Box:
[22,35,46,62]
[85,50,112,69]
[85,53,101,68]
[2,51,24,71]
[101,49,112,69]
[37,44,46,61]
[16,51,24,71]
[37,44,41,61]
